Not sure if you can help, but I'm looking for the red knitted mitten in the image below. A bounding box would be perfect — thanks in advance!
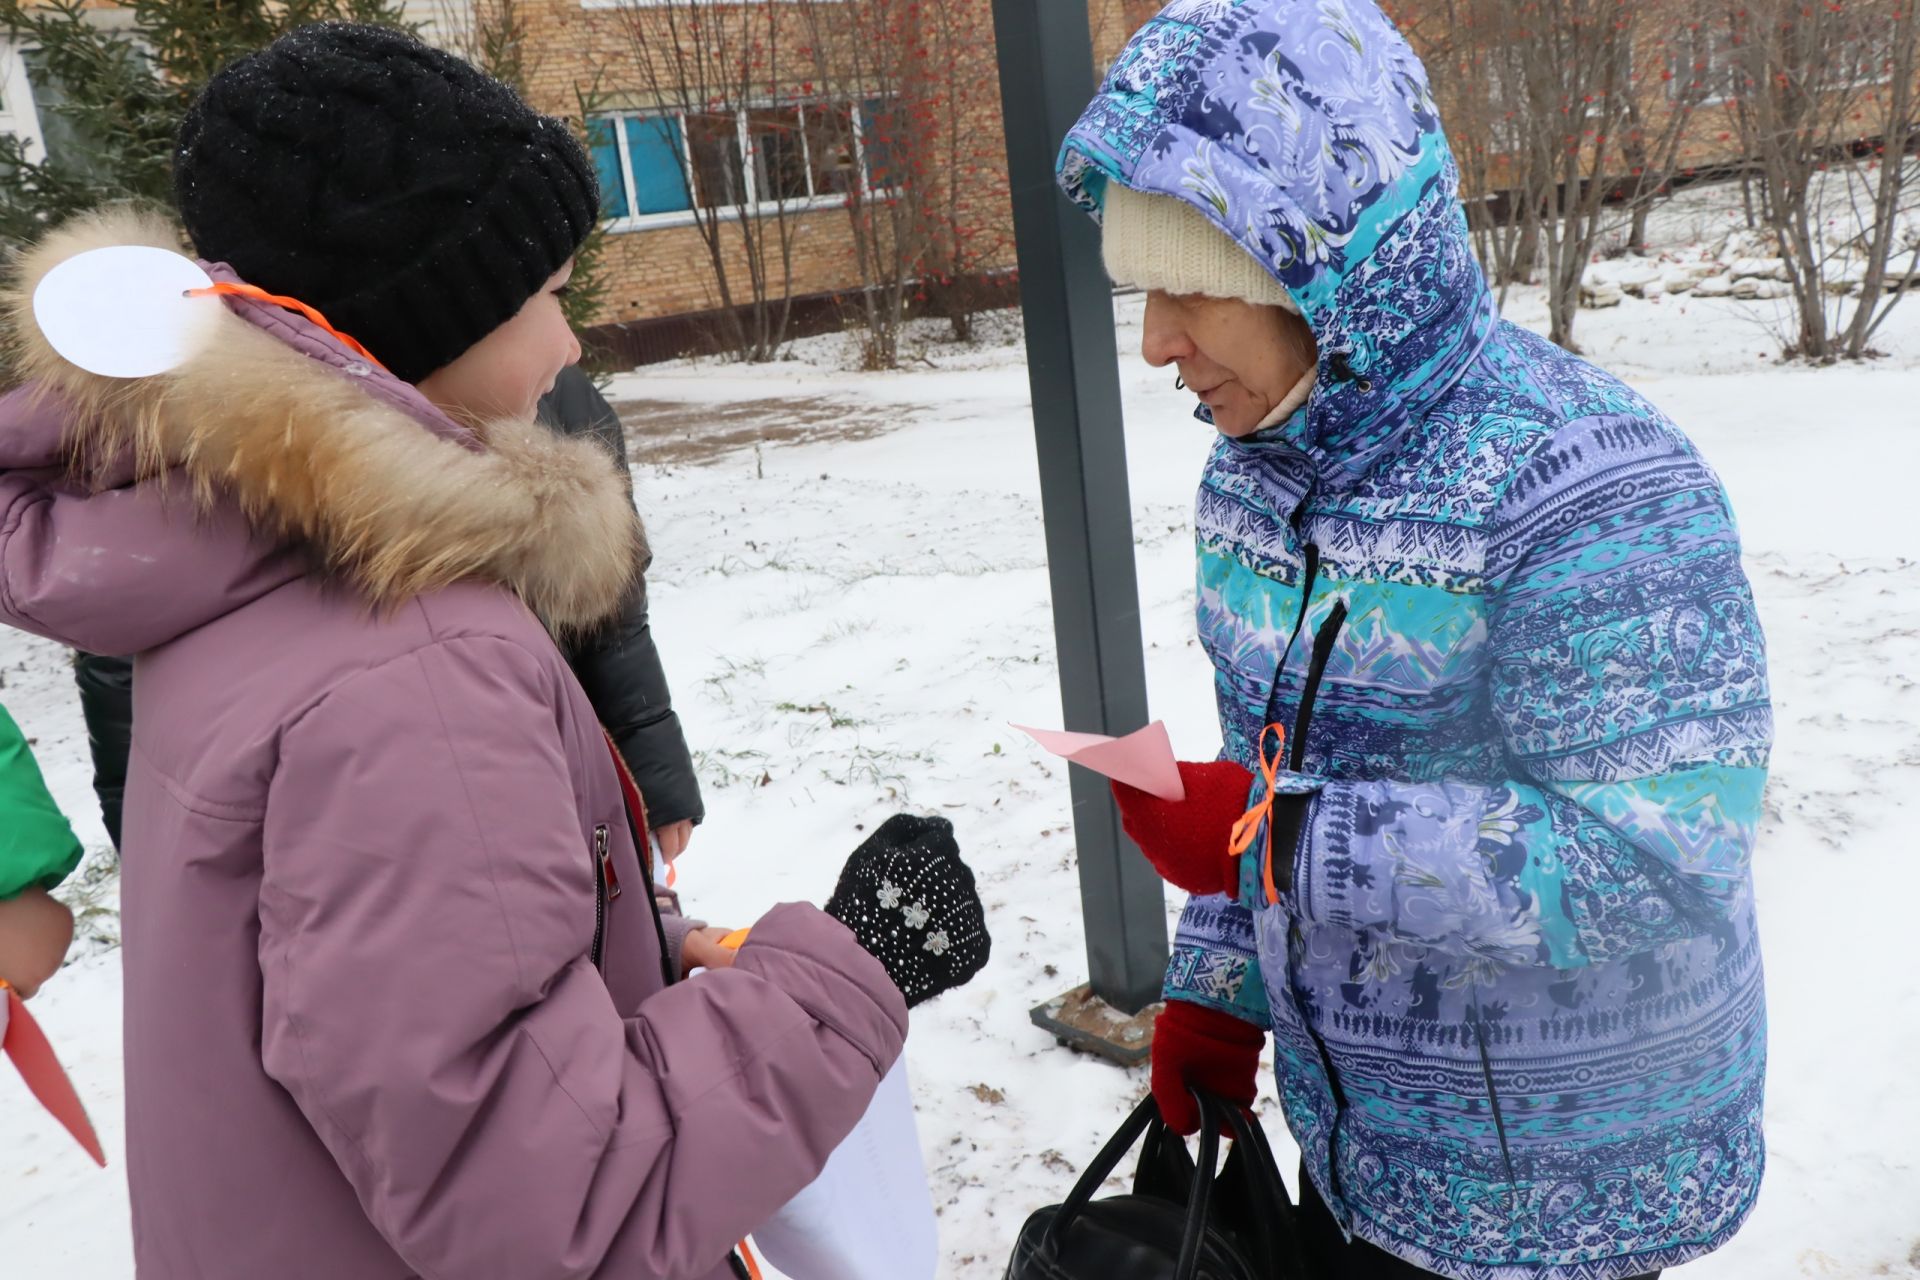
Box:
[1150,999,1265,1136]
[1111,760,1255,897]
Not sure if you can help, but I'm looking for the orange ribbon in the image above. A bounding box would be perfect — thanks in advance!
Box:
[1226,722,1288,906]
[736,1239,765,1279]
[186,282,388,371]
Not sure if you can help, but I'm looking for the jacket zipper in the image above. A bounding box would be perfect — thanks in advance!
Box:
[590,824,611,970]
[1268,599,1348,897]
[1257,480,1322,729]
[598,826,622,901]
[1275,541,1321,687]
[1283,599,1352,1218]
[1308,1012,1350,1210]
[1471,999,1522,1219]
[1289,600,1347,773]
[1266,491,1359,1221]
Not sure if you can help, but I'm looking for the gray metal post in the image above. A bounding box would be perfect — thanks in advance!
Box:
[992,0,1169,1024]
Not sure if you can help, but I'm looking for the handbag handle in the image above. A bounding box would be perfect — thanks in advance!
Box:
[1172,1093,1224,1279]
[1042,1091,1225,1280]
[1214,1099,1311,1276]
[1045,1092,1157,1241]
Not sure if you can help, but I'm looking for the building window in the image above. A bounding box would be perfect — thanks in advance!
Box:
[589,96,895,231]
[1668,25,1740,104]
[1821,12,1891,92]
[0,39,47,163]
[1667,14,1890,104]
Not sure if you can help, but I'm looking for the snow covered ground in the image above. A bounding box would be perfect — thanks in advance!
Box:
[4,226,1919,1277]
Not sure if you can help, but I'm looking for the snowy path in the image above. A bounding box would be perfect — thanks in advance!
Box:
[3,289,1917,1278]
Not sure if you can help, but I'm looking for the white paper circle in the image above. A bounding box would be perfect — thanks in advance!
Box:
[32,245,220,379]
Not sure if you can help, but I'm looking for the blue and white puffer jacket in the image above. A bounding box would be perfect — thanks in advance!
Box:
[1059,3,1771,1277]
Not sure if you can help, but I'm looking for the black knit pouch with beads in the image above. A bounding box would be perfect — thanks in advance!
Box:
[825,814,991,1008]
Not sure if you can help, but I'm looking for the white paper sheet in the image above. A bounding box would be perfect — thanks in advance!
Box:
[751,1057,937,1280]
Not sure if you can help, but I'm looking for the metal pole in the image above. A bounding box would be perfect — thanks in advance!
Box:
[991,0,1168,1018]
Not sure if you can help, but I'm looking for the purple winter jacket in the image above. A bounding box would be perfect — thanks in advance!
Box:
[0,210,908,1279]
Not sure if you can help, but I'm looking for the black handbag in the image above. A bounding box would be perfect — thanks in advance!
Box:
[1004,1090,1310,1280]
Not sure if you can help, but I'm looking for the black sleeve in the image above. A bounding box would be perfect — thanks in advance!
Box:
[537,369,706,828]
[72,650,133,851]
[539,365,629,488]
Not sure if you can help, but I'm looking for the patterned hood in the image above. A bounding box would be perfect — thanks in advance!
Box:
[1058,0,1498,484]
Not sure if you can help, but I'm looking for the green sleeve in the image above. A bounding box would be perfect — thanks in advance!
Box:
[0,705,84,898]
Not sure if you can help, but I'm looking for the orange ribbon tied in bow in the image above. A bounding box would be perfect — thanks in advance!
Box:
[1227,722,1289,907]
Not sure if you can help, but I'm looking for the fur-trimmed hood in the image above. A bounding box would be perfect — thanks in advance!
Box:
[1,207,641,653]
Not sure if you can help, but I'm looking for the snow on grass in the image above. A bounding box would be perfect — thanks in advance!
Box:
[3,191,1918,1277]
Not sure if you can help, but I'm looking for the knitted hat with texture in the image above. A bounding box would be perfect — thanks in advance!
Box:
[174,23,598,384]
[1102,184,1298,313]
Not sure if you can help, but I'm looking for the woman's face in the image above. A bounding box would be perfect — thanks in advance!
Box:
[1139,291,1317,437]
[418,261,582,423]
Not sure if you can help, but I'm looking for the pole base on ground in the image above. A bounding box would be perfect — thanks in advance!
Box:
[1030,983,1160,1066]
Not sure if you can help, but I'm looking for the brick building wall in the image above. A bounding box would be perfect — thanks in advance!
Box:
[573,204,865,325]
[510,0,1152,330]
[510,0,1906,336]
[514,0,930,327]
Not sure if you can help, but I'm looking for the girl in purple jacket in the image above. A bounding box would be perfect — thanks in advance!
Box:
[0,24,906,1279]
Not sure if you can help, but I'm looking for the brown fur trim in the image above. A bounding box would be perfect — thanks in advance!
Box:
[3,208,642,633]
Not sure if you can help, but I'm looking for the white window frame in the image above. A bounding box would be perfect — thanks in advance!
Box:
[594,97,892,233]
[0,38,48,164]
[1667,25,1740,107]
[1665,18,1890,106]
[1817,18,1894,93]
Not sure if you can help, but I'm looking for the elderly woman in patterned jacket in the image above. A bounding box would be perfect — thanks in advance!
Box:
[1071,3,1772,1279]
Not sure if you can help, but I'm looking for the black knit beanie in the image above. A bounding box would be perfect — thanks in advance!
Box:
[174,23,598,385]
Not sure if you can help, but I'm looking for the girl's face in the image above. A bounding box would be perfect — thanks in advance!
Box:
[418,261,582,423]
[1139,291,1317,437]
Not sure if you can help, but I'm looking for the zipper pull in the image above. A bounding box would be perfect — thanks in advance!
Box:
[596,826,622,900]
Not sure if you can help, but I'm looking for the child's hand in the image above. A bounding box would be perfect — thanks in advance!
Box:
[0,888,75,999]
[680,926,738,976]
[655,820,694,860]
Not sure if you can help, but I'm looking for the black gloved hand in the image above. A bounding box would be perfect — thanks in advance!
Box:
[824,814,990,1008]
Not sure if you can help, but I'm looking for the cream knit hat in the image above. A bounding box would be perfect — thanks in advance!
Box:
[1102,184,1299,313]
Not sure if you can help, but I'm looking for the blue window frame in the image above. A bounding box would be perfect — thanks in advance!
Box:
[589,97,895,230]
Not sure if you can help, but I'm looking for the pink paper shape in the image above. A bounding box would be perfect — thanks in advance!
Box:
[1011,721,1185,802]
